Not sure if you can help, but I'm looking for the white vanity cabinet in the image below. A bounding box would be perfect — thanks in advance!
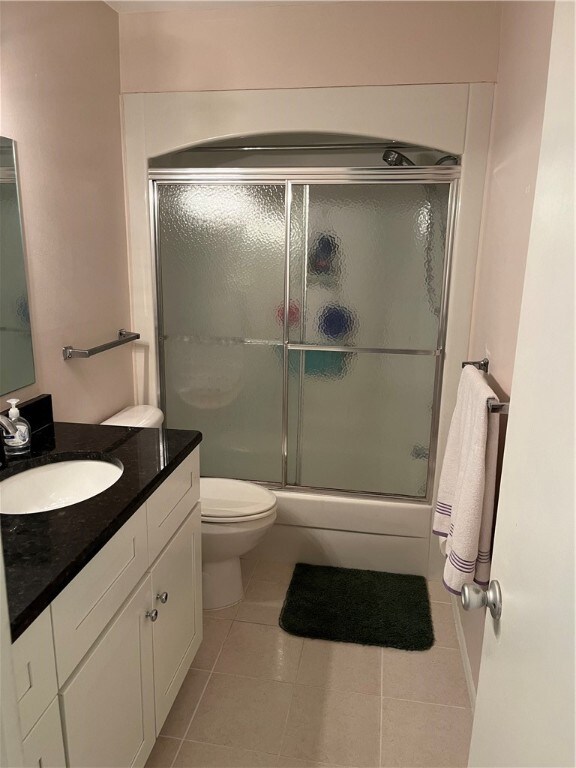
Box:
[11,447,202,768]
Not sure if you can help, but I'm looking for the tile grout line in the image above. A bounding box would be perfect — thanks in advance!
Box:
[241,556,259,595]
[168,671,213,768]
[209,609,237,675]
[170,560,292,763]
[277,634,306,759]
[381,694,472,710]
[203,668,384,700]
[432,644,461,650]
[172,734,282,760]
[169,602,238,767]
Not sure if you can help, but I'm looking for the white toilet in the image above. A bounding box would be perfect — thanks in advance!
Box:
[101,405,164,428]
[101,406,277,611]
[200,478,277,610]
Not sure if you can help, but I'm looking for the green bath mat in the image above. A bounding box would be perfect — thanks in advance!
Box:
[279,563,434,651]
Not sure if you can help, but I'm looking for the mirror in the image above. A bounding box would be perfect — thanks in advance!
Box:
[0,136,35,394]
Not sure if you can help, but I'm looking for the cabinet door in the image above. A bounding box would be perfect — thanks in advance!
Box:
[59,577,155,768]
[22,697,66,768]
[151,506,202,732]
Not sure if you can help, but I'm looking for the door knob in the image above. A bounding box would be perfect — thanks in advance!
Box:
[156,592,169,604]
[145,609,159,622]
[461,580,502,620]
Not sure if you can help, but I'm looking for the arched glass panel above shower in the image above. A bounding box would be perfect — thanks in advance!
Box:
[149,132,460,170]
[149,133,460,500]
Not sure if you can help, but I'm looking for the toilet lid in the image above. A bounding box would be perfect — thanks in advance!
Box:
[101,405,164,428]
[200,478,277,521]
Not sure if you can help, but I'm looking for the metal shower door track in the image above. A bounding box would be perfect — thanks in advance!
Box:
[150,167,459,502]
[149,166,460,183]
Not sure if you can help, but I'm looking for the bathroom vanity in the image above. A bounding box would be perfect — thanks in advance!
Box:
[0,420,202,768]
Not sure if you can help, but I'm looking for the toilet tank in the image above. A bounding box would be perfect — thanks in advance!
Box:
[101,405,164,428]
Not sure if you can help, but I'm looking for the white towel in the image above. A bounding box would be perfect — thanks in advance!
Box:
[433,365,500,595]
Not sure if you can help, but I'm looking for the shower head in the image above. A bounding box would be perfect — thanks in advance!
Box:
[435,155,459,166]
[382,150,415,167]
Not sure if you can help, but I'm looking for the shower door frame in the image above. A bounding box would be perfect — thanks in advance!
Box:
[149,166,461,503]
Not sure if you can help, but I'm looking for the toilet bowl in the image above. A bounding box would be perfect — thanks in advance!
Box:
[201,478,277,610]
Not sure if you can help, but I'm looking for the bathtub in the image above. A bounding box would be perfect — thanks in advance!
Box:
[252,488,432,576]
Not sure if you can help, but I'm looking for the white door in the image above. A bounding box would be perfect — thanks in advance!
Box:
[469,4,575,766]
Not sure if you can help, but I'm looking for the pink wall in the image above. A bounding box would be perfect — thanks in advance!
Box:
[465,1,554,689]
[119,2,501,93]
[0,2,134,423]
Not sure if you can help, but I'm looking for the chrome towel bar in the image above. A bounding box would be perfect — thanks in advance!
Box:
[462,357,490,373]
[462,359,510,415]
[487,399,509,415]
[63,329,140,360]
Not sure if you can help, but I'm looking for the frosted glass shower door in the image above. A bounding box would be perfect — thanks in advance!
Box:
[156,183,287,482]
[155,176,453,498]
[288,183,449,496]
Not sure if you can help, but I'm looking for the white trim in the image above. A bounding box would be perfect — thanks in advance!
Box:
[427,82,495,580]
[123,84,492,418]
[451,594,477,710]
[253,523,430,576]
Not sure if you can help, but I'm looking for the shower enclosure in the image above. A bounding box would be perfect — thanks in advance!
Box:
[150,158,459,501]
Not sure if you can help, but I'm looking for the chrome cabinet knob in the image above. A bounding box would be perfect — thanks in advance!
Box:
[145,609,159,622]
[156,592,169,604]
[461,580,502,620]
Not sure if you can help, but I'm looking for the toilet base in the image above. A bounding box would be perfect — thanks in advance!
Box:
[202,557,244,610]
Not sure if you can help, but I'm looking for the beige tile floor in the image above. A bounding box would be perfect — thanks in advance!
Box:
[146,559,473,768]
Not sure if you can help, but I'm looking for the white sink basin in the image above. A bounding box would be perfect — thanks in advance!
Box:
[0,459,124,515]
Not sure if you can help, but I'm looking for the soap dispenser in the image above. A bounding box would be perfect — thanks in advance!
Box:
[3,399,31,455]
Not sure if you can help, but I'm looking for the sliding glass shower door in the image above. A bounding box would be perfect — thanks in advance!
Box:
[152,169,457,499]
[156,183,287,483]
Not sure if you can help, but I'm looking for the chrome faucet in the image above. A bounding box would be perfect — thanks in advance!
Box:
[0,415,18,436]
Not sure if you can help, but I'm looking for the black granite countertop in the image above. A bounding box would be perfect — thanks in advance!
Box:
[1,421,202,641]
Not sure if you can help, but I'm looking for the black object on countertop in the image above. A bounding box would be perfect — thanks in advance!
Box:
[280,563,435,651]
[0,393,54,434]
[1,421,202,641]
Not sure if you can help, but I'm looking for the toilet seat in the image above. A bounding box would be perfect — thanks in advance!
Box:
[200,478,277,524]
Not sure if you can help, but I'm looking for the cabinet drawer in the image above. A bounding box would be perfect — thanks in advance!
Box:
[147,450,199,563]
[59,577,155,768]
[12,608,58,738]
[51,504,148,685]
